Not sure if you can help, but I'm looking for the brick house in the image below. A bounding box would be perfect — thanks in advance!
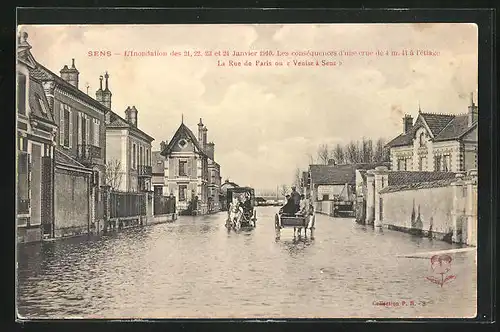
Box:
[386,95,478,172]
[16,32,58,243]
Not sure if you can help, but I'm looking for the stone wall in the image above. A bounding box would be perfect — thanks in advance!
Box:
[54,167,90,238]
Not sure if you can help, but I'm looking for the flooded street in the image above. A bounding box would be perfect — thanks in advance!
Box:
[17,206,476,319]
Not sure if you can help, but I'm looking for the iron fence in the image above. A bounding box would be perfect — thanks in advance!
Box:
[110,191,147,219]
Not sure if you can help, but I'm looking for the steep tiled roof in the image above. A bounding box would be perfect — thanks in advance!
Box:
[151,151,164,174]
[310,164,357,185]
[386,112,476,147]
[387,171,457,186]
[434,114,475,141]
[421,113,455,136]
[54,148,90,170]
[28,77,56,125]
[161,122,206,157]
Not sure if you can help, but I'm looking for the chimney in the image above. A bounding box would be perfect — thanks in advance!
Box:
[468,92,478,127]
[206,142,215,160]
[202,126,208,149]
[125,106,138,127]
[160,140,167,152]
[60,58,80,88]
[403,114,413,134]
[198,118,204,147]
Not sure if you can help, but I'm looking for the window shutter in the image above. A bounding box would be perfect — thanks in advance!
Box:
[89,118,94,145]
[77,113,82,145]
[95,120,100,147]
[187,159,192,178]
[68,107,73,148]
[175,159,179,177]
[85,117,90,146]
[59,107,64,145]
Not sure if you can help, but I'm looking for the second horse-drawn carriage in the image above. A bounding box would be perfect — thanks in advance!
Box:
[225,187,257,230]
[275,205,315,239]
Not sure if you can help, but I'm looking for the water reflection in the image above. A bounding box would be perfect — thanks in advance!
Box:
[17,207,476,319]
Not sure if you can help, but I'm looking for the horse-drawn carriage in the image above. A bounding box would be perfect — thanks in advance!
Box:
[275,210,315,239]
[225,187,257,230]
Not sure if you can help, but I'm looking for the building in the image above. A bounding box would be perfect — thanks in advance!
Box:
[104,103,155,192]
[386,96,478,172]
[160,118,221,215]
[16,32,58,243]
[21,32,108,239]
[151,149,166,196]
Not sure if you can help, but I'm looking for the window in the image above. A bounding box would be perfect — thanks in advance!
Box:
[397,158,407,171]
[179,160,187,176]
[17,150,30,215]
[419,156,427,171]
[435,155,442,171]
[443,154,451,172]
[179,185,187,201]
[59,104,72,148]
[93,118,100,147]
[17,73,26,115]
[419,132,426,146]
[322,194,329,201]
[140,146,143,166]
[146,149,150,166]
[132,144,136,169]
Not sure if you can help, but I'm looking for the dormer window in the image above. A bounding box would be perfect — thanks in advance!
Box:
[37,96,47,114]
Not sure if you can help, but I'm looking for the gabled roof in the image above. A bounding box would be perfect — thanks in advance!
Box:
[386,111,475,148]
[421,113,455,136]
[160,122,206,157]
[28,77,56,126]
[387,171,457,186]
[434,114,476,141]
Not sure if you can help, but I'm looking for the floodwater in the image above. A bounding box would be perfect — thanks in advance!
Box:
[17,206,476,319]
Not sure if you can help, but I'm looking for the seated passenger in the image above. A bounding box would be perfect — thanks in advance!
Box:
[281,196,296,216]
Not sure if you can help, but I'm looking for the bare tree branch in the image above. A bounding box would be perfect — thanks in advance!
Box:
[317,144,330,165]
[105,159,123,191]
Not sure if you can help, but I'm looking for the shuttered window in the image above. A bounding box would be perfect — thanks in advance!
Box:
[60,104,72,148]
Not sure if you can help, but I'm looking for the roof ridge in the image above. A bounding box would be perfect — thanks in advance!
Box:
[420,111,456,117]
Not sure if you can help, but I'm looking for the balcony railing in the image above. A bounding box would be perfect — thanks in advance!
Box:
[76,144,102,165]
[138,165,152,177]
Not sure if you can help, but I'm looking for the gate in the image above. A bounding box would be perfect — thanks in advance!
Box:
[154,194,176,215]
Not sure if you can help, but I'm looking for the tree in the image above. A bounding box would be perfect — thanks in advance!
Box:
[306,152,315,165]
[279,184,289,197]
[332,143,345,165]
[346,140,359,164]
[293,168,302,188]
[317,144,330,165]
[105,159,123,191]
[374,138,390,162]
[361,137,374,163]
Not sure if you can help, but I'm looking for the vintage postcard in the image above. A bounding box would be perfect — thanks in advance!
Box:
[16,22,478,319]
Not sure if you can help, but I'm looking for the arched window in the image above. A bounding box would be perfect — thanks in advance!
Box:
[419,132,426,146]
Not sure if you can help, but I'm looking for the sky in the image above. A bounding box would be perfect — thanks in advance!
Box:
[20,24,478,191]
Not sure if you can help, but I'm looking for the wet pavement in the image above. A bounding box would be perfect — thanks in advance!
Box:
[17,206,476,319]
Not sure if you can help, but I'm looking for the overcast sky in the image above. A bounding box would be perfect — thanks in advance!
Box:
[20,24,478,191]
